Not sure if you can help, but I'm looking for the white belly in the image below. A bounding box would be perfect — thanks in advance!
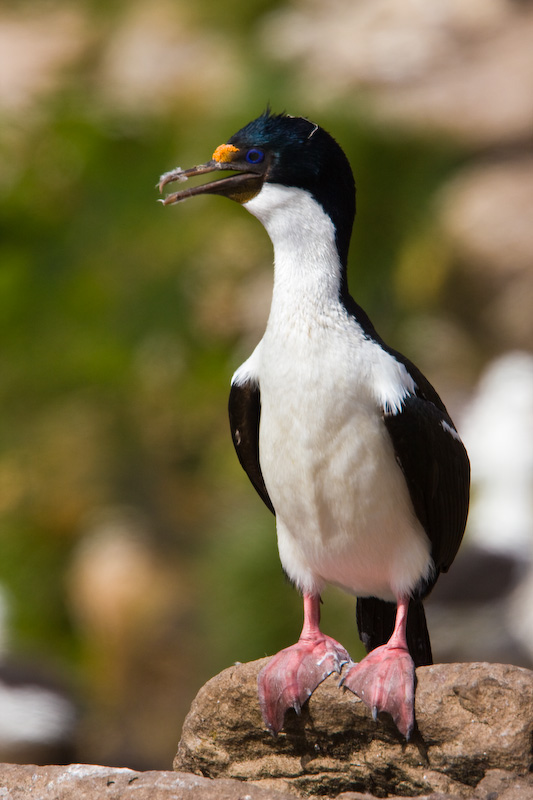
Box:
[257,320,432,602]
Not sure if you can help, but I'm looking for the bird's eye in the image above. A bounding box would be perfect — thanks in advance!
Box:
[245,148,265,164]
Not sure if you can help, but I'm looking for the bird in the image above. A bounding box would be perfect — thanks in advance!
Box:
[158,110,470,740]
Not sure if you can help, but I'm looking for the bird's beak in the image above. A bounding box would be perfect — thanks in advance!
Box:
[158,144,265,206]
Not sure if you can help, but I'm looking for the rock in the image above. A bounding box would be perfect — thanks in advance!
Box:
[1,763,532,800]
[0,762,296,800]
[175,659,533,798]
[1,664,533,800]
[473,770,533,800]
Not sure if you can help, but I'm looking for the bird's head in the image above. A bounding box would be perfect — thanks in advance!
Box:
[159,110,356,266]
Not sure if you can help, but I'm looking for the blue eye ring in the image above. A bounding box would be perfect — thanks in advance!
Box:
[245,148,265,164]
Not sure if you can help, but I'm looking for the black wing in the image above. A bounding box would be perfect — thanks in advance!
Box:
[383,387,470,589]
[344,295,470,584]
[344,297,470,662]
[357,388,469,666]
[228,380,275,514]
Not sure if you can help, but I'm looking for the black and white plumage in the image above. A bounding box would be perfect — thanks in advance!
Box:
[159,111,470,739]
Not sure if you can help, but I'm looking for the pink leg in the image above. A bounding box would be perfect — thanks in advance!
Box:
[258,593,351,735]
[342,596,415,739]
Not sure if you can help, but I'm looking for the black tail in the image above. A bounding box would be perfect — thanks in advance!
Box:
[356,596,433,667]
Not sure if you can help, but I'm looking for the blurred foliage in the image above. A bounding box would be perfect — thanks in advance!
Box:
[0,0,472,770]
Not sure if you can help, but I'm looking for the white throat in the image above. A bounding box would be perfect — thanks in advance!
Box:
[240,182,418,418]
[244,184,344,307]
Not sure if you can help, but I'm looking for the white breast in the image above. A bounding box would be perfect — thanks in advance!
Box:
[258,315,430,602]
[239,184,432,602]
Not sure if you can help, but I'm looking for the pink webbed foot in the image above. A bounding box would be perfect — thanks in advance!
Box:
[342,642,415,739]
[257,593,351,735]
[258,632,351,735]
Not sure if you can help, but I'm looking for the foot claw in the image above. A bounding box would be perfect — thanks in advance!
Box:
[342,645,415,739]
[258,635,350,735]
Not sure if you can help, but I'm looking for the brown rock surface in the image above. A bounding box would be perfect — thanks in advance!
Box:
[2,661,533,799]
[0,763,532,800]
[175,659,533,798]
[0,763,294,800]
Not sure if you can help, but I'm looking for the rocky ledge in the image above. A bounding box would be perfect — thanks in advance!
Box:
[176,659,533,799]
[2,661,533,799]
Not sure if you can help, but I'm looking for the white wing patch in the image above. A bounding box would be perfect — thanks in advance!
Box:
[441,419,462,442]
[371,348,417,415]
[231,342,262,387]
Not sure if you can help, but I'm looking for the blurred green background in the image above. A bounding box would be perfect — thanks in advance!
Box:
[1,0,531,771]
